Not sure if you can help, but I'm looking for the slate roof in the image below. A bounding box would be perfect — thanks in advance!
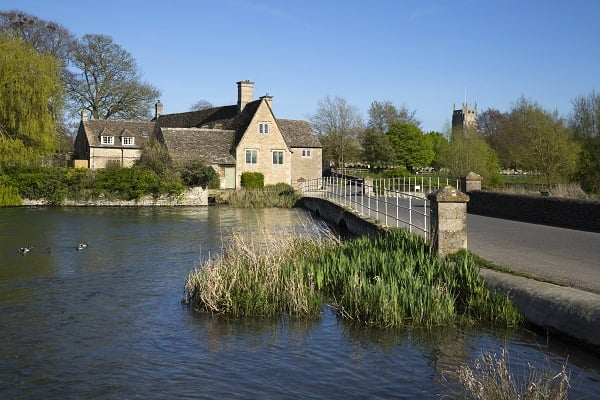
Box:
[277,119,322,148]
[160,128,236,165]
[82,120,155,148]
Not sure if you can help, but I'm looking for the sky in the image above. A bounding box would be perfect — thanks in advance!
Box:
[2,0,599,133]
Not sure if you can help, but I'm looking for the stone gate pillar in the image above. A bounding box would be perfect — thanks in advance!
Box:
[460,171,482,192]
[427,186,470,257]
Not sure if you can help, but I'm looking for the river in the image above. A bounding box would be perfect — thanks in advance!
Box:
[0,206,598,399]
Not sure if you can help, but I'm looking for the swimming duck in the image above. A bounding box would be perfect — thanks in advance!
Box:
[76,243,88,251]
[19,246,33,255]
[46,247,53,254]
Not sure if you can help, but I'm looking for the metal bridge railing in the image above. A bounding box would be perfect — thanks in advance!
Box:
[299,176,457,240]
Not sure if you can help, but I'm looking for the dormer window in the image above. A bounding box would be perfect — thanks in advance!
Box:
[101,136,114,145]
[259,122,270,134]
[122,136,135,146]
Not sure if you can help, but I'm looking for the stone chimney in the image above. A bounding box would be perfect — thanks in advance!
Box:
[81,108,89,121]
[260,94,273,110]
[155,100,163,119]
[237,80,254,113]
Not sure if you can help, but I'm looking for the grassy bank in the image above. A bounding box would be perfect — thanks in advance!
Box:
[184,227,521,328]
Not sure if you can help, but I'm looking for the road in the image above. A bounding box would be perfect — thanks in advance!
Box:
[467,214,600,295]
[307,187,600,294]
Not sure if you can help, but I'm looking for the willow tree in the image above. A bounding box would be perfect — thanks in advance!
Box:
[0,33,63,167]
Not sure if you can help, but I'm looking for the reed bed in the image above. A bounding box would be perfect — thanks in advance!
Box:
[227,184,301,208]
[184,227,521,328]
[457,347,570,400]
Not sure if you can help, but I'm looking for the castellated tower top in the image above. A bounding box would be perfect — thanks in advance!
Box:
[452,102,478,132]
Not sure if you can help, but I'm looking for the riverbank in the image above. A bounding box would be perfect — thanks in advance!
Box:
[480,268,600,352]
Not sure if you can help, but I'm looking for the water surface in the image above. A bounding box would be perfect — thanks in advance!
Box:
[1,206,598,399]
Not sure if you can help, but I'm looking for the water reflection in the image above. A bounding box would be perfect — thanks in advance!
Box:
[0,206,598,399]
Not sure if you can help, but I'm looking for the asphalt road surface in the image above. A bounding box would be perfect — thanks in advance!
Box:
[467,213,600,294]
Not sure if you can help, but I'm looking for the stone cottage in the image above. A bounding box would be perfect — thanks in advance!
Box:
[73,80,322,189]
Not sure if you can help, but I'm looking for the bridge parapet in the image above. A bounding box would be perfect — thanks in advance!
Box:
[428,186,470,257]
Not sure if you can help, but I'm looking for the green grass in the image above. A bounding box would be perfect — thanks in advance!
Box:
[227,183,302,208]
[184,227,522,328]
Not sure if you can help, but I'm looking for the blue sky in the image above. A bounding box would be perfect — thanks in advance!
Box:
[3,0,599,133]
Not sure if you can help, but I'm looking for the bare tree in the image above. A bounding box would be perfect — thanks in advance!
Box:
[65,34,160,120]
[0,10,74,63]
[368,100,421,133]
[310,95,364,167]
[190,100,214,111]
[570,91,600,139]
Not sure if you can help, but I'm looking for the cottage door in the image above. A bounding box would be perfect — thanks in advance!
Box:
[224,167,236,189]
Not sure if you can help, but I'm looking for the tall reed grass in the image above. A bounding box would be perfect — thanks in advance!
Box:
[184,226,521,328]
[458,347,570,399]
[227,183,301,208]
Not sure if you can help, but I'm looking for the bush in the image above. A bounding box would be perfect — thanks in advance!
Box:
[180,161,220,189]
[4,166,67,204]
[0,181,21,206]
[92,165,161,200]
[240,172,264,189]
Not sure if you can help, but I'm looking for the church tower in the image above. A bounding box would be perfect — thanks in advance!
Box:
[452,103,478,132]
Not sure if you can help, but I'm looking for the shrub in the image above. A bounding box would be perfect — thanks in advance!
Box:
[92,165,161,200]
[240,172,264,189]
[0,181,21,206]
[180,161,220,189]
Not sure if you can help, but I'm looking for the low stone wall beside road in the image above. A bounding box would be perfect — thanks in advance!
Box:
[467,190,600,232]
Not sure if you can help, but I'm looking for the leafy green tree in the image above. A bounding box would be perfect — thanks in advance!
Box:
[180,161,219,189]
[310,95,364,167]
[0,33,63,167]
[576,137,600,193]
[65,34,160,120]
[360,128,395,167]
[367,100,421,133]
[507,98,579,186]
[441,129,502,186]
[425,131,448,170]
[1,10,76,162]
[386,122,434,170]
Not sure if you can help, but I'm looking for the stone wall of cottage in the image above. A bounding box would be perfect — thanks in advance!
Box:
[89,147,142,169]
[236,100,292,186]
[290,148,323,188]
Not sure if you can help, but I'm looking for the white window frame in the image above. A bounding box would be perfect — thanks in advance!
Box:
[302,149,311,157]
[245,149,258,164]
[259,122,270,135]
[272,150,284,165]
[122,136,135,146]
[101,136,114,145]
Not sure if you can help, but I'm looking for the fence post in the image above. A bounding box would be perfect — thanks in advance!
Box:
[427,186,470,257]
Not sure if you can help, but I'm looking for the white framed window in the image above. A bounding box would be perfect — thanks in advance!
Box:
[272,150,284,165]
[101,136,114,145]
[245,149,258,164]
[122,136,135,146]
[259,122,270,134]
[302,149,311,157]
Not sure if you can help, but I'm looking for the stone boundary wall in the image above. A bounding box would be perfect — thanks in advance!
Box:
[22,187,209,207]
[467,190,600,232]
